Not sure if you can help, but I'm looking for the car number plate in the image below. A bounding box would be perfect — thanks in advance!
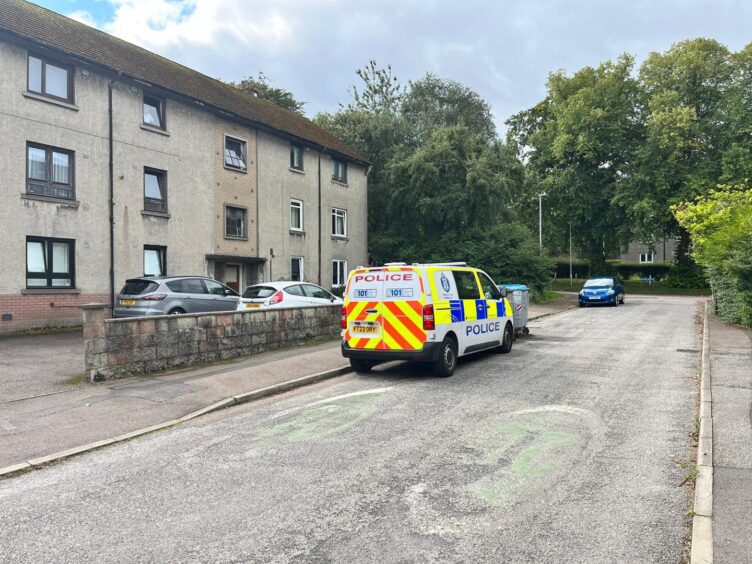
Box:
[244,303,262,309]
[352,325,378,334]
[120,299,136,306]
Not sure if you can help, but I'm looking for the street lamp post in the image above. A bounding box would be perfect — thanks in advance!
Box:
[538,193,547,254]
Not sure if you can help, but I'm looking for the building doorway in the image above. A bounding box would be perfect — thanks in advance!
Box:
[225,264,240,293]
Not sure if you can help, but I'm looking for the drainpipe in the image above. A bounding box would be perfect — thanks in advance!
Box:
[317,151,322,286]
[108,79,117,312]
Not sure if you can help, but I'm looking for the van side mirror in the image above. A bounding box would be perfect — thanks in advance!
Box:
[499,288,508,298]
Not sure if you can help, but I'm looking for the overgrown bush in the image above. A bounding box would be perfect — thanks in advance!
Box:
[674,185,752,326]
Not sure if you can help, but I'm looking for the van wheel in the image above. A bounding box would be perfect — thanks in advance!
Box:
[497,323,514,354]
[433,336,457,377]
[350,358,374,373]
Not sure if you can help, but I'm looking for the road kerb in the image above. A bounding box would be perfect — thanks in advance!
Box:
[0,462,32,478]
[0,365,352,479]
[527,305,578,322]
[691,299,713,564]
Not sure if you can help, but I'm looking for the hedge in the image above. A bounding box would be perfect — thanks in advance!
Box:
[555,260,673,280]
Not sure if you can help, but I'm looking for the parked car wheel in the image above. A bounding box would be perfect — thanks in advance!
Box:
[168,308,185,315]
[432,336,458,377]
[350,358,374,373]
[497,322,514,354]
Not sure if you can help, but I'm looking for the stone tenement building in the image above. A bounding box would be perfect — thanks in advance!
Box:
[0,0,368,333]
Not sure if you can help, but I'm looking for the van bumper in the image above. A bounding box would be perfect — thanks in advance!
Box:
[341,341,441,363]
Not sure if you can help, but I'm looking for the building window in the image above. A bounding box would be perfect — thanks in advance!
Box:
[639,252,655,264]
[290,199,304,231]
[26,236,75,289]
[144,245,166,276]
[27,54,73,103]
[144,168,167,213]
[224,136,247,171]
[291,257,304,281]
[225,206,247,239]
[331,208,347,237]
[26,143,74,200]
[290,145,304,171]
[333,159,347,183]
[332,259,347,287]
[143,94,165,129]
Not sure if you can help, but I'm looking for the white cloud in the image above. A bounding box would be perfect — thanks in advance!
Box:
[66,0,752,129]
[102,0,296,51]
[67,9,97,27]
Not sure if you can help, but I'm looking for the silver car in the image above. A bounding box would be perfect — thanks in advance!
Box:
[114,276,239,318]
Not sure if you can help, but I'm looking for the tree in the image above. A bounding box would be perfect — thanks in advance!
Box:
[347,60,404,114]
[507,55,642,270]
[228,72,306,115]
[619,39,733,261]
[315,63,553,290]
[401,73,497,146]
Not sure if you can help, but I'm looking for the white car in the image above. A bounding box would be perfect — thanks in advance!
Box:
[237,281,343,310]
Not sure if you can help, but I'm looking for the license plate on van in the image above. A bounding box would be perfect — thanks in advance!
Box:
[351,324,378,335]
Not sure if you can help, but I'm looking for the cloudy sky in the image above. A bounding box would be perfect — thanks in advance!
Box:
[32,0,752,131]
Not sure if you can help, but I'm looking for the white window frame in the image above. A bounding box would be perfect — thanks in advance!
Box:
[639,252,654,264]
[290,199,304,232]
[291,256,304,282]
[331,207,347,237]
[332,259,347,287]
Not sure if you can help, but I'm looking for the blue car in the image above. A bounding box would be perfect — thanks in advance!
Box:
[578,276,625,307]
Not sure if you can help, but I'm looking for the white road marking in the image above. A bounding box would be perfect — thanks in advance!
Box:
[270,387,394,420]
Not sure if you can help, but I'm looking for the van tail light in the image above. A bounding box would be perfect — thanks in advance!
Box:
[341,306,347,329]
[141,294,167,301]
[422,304,435,330]
[269,291,284,305]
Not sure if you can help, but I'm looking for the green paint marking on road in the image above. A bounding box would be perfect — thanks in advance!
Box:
[467,414,583,507]
[254,392,380,444]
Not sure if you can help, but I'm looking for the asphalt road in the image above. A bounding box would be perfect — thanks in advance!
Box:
[0,296,699,563]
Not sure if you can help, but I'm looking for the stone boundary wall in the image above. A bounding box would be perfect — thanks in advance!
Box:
[82,304,341,381]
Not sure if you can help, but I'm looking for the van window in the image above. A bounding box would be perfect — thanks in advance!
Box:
[453,270,481,300]
[478,272,502,300]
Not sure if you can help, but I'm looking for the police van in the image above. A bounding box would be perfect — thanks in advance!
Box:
[341,262,514,377]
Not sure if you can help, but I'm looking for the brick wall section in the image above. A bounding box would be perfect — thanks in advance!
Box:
[83,304,341,381]
[0,293,110,333]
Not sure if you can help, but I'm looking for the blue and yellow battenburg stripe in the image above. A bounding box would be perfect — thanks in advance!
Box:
[434,298,511,326]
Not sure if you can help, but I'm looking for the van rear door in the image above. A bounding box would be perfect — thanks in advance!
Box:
[379,269,426,351]
[345,269,385,350]
[345,267,426,351]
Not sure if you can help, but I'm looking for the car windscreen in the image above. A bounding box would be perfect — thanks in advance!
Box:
[584,278,614,288]
[243,286,277,299]
[120,279,159,295]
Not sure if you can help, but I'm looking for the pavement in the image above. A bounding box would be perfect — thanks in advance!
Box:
[708,311,752,564]
[0,295,577,471]
[0,294,697,562]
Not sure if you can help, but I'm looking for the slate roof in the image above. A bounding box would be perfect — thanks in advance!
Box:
[0,0,367,164]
